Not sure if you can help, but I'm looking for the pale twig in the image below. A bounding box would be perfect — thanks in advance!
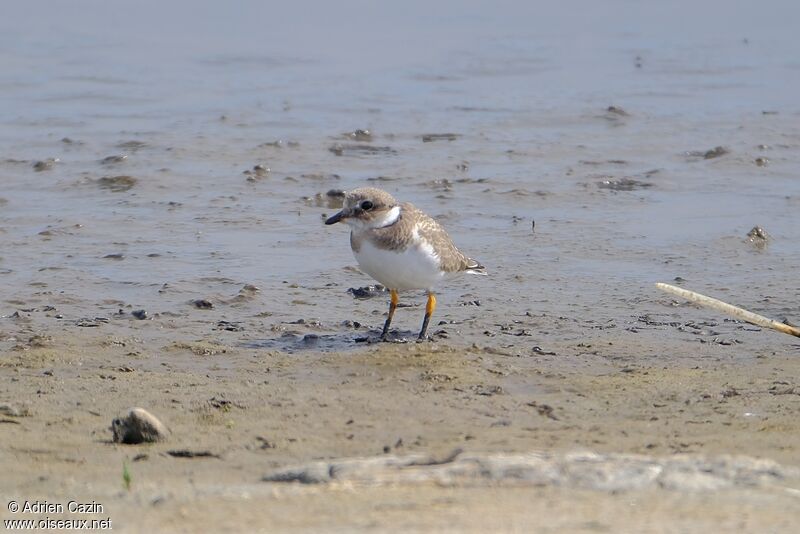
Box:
[655,282,800,338]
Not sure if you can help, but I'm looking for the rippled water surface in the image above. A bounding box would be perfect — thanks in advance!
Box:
[2,0,799,354]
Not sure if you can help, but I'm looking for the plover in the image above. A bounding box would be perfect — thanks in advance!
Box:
[325,187,486,340]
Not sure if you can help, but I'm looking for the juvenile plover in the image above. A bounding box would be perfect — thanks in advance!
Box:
[325,187,486,340]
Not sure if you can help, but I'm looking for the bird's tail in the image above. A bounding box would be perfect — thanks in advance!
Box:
[464,258,487,276]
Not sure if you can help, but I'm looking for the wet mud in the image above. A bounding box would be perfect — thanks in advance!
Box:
[2,0,800,531]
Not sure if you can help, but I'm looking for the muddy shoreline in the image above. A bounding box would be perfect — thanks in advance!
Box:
[3,0,800,530]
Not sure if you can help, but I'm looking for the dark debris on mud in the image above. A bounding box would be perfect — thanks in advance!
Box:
[116,140,148,151]
[746,226,770,249]
[216,320,244,332]
[606,105,629,116]
[101,154,128,165]
[342,129,373,142]
[33,158,59,171]
[75,317,110,327]
[304,189,345,209]
[192,299,214,310]
[258,139,300,149]
[244,331,370,353]
[244,164,270,181]
[166,450,221,459]
[97,175,137,192]
[329,144,397,157]
[347,285,386,299]
[636,313,750,346]
[596,177,653,191]
[685,146,729,159]
[422,133,460,143]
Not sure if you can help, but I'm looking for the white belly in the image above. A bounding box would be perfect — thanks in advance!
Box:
[354,240,445,291]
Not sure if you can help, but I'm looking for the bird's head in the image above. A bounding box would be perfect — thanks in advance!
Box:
[325,187,401,230]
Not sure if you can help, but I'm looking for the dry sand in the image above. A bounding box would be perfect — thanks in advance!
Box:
[2,324,799,532]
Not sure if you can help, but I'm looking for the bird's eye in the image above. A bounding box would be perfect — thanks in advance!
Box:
[360,200,374,211]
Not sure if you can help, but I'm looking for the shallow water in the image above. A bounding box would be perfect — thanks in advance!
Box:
[1,0,799,356]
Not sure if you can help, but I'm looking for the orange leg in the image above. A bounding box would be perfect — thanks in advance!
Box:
[381,289,399,341]
[418,293,436,340]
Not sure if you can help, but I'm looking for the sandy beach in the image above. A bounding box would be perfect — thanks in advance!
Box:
[2,328,800,531]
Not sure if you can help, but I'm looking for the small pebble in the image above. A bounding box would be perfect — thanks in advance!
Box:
[703,146,729,159]
[348,129,372,141]
[101,154,128,165]
[33,158,59,171]
[326,189,345,198]
[747,226,769,241]
[192,299,214,309]
[111,408,169,444]
[746,226,770,250]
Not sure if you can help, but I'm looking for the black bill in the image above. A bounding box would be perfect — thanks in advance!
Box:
[325,211,344,225]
